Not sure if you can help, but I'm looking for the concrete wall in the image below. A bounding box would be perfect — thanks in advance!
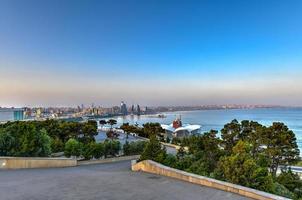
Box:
[0,157,77,169]
[132,160,289,200]
[78,155,140,165]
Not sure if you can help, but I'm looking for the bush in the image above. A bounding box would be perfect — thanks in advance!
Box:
[38,129,52,157]
[64,139,82,158]
[51,137,64,153]
[272,182,295,199]
[214,141,274,193]
[186,159,210,176]
[276,170,302,198]
[162,154,178,168]
[140,136,167,163]
[93,143,104,159]
[0,123,52,157]
[0,131,15,156]
[82,142,95,160]
[123,141,147,156]
[104,140,121,158]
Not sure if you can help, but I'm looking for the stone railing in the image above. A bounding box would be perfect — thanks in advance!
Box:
[132,160,289,200]
[78,155,140,165]
[0,155,140,169]
[0,157,77,169]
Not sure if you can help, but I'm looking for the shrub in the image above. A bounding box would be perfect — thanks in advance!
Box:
[276,170,302,198]
[104,140,121,158]
[0,131,15,156]
[123,141,147,156]
[82,142,95,160]
[0,123,52,157]
[214,141,274,193]
[272,182,295,199]
[51,137,64,153]
[162,154,178,168]
[140,136,166,163]
[38,129,52,157]
[93,143,104,159]
[64,139,82,158]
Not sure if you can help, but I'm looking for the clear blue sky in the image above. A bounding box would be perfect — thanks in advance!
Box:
[0,0,301,107]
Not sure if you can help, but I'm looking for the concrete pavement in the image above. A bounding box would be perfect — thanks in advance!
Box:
[0,160,250,200]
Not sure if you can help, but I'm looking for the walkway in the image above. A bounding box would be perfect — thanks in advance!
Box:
[0,160,250,200]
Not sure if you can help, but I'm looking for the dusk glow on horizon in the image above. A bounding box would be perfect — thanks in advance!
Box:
[1,0,302,107]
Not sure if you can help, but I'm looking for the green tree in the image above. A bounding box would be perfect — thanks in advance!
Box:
[123,141,131,156]
[142,123,165,138]
[0,123,51,157]
[103,140,121,158]
[50,137,64,153]
[263,123,300,177]
[120,123,131,140]
[176,144,186,160]
[79,120,98,144]
[107,119,117,130]
[64,139,82,158]
[276,169,302,198]
[82,142,95,160]
[272,182,295,199]
[38,129,52,157]
[93,142,104,159]
[221,119,242,154]
[215,140,274,193]
[140,136,166,163]
[123,141,147,156]
[0,130,15,156]
[99,120,107,127]
[183,130,223,175]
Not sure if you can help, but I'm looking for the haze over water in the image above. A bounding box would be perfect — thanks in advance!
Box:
[109,108,302,152]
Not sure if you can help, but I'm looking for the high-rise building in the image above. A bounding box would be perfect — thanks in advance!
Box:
[120,101,128,115]
[0,108,24,122]
[131,105,134,114]
[137,104,141,115]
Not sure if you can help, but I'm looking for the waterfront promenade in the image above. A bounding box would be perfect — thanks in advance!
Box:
[0,160,249,200]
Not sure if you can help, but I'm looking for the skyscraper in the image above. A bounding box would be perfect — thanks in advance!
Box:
[137,104,141,115]
[120,101,128,115]
[131,104,134,114]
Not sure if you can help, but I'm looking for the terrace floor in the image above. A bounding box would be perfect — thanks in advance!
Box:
[0,160,250,200]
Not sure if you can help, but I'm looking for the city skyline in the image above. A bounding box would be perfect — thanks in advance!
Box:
[1,0,302,107]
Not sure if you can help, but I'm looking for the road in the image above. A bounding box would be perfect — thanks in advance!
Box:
[0,160,250,200]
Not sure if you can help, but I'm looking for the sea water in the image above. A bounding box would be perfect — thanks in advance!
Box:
[98,108,302,152]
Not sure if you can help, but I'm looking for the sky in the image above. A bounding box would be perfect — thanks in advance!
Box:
[0,0,302,107]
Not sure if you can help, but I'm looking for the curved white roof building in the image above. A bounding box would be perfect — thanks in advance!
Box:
[161,119,201,138]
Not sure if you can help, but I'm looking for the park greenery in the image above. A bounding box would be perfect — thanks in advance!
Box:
[139,119,302,199]
[119,122,165,139]
[0,119,147,160]
[1,118,301,198]
[0,119,98,156]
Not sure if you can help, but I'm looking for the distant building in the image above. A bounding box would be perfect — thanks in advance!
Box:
[36,108,42,118]
[161,116,201,138]
[137,104,141,115]
[131,104,135,114]
[120,101,128,115]
[0,108,24,122]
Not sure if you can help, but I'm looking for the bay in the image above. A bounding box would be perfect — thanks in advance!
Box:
[100,108,302,152]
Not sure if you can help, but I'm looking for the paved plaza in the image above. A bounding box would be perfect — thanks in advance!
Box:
[0,160,250,200]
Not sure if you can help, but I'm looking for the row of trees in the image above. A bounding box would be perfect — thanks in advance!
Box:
[119,122,165,139]
[0,120,98,156]
[64,139,146,159]
[0,118,151,158]
[139,120,301,199]
[64,139,121,159]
